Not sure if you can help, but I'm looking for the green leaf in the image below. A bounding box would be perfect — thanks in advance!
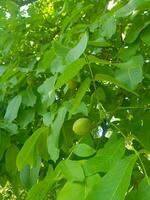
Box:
[88,37,110,47]
[95,74,138,95]
[47,107,67,162]
[132,111,150,151]
[0,65,6,76]
[141,26,150,46]
[50,56,66,74]
[85,174,101,195]
[65,32,88,63]
[26,166,55,200]
[21,88,37,107]
[86,155,137,200]
[69,77,91,118]
[57,174,101,200]
[61,160,85,182]
[4,95,22,122]
[5,144,19,176]
[125,16,150,44]
[83,137,125,176]
[101,14,116,39]
[136,178,150,200]
[126,178,150,200]
[20,157,41,190]
[73,143,96,157]
[38,75,57,107]
[115,55,144,89]
[55,58,86,89]
[53,41,69,58]
[115,0,149,18]
[0,120,18,135]
[43,112,55,127]
[37,49,55,72]
[18,108,35,128]
[36,130,49,160]
[126,188,138,200]
[87,55,111,65]
[118,42,139,61]
[16,127,49,170]
[57,182,85,200]
[0,132,10,160]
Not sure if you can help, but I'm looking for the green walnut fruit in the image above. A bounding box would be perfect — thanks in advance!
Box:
[73,118,92,136]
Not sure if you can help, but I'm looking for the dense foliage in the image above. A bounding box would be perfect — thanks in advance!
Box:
[0,0,150,199]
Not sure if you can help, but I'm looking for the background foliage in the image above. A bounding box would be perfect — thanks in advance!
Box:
[0,0,150,199]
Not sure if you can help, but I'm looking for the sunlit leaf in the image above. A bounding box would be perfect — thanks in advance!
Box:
[69,77,91,118]
[86,155,137,200]
[73,143,96,157]
[61,160,85,182]
[82,137,125,176]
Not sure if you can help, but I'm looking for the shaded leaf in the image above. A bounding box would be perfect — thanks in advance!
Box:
[0,132,10,160]
[4,95,22,122]
[101,14,116,39]
[16,127,49,170]
[65,32,88,63]
[5,144,19,176]
[126,178,150,200]
[43,112,55,127]
[0,120,18,135]
[20,157,41,190]
[95,74,138,95]
[38,75,57,107]
[26,166,55,200]
[18,108,35,128]
[38,49,55,72]
[47,107,67,162]
[125,15,150,44]
[141,26,150,46]
[118,42,139,61]
[115,55,144,89]
[55,58,86,89]
[21,88,37,107]
[53,41,69,58]
[36,130,49,160]
[88,37,110,47]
